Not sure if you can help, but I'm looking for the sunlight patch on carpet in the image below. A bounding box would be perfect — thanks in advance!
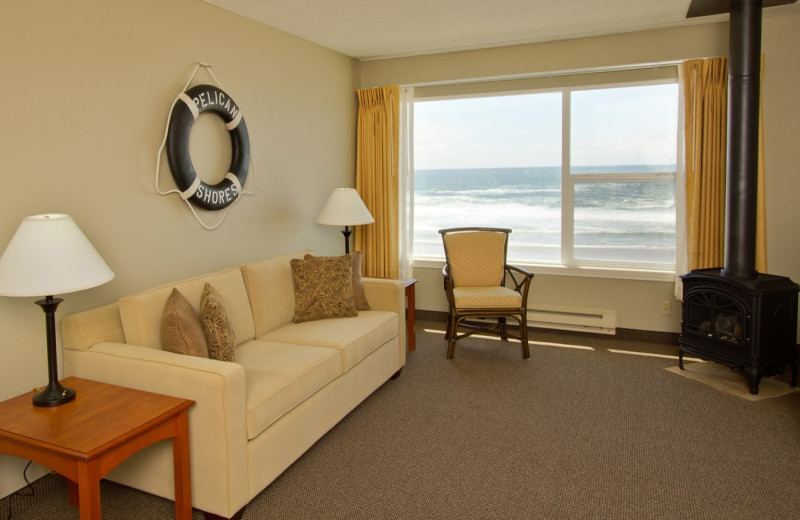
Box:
[534,341,595,351]
[608,349,702,361]
[665,362,799,401]
[422,328,595,350]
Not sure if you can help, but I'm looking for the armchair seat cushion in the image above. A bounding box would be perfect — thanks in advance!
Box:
[453,286,522,309]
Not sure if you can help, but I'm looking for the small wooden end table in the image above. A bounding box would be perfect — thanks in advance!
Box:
[0,377,194,519]
[404,279,418,351]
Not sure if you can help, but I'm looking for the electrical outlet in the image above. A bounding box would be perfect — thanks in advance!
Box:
[660,300,672,316]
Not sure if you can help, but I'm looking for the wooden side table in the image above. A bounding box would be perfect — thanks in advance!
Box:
[404,279,418,351]
[0,377,194,519]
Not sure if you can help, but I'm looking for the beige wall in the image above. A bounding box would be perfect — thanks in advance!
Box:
[360,9,800,334]
[0,0,357,496]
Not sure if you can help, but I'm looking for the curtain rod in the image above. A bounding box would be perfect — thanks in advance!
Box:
[400,60,682,89]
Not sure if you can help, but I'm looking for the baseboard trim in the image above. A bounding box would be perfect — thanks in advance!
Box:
[414,309,678,345]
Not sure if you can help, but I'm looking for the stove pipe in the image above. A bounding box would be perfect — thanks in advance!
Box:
[723,0,762,279]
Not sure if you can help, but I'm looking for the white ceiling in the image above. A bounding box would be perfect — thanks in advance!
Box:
[200,0,796,60]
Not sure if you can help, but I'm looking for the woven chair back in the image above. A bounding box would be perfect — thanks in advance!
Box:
[442,229,509,287]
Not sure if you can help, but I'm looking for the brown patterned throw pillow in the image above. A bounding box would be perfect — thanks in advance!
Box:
[161,288,209,358]
[200,283,236,362]
[304,251,370,311]
[291,254,358,323]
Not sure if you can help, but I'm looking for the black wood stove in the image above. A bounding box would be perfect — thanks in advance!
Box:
[679,0,799,394]
[680,269,798,394]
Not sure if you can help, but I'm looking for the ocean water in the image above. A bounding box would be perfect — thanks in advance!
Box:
[413,166,676,264]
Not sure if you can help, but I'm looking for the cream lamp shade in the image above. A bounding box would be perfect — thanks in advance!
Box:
[315,188,375,227]
[316,188,374,253]
[0,214,114,407]
[0,214,115,297]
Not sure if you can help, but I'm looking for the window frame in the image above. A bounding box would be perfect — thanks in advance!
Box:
[561,83,678,272]
[410,70,680,282]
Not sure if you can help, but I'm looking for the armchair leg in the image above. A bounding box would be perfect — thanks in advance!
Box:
[520,314,530,359]
[499,317,508,340]
[447,315,458,359]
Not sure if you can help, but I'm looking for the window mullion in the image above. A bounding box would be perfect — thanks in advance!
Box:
[561,90,575,266]
[571,172,676,182]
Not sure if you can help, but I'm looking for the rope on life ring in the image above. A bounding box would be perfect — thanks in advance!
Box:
[155,63,257,229]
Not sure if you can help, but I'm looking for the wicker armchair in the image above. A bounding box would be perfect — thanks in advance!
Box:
[439,227,534,359]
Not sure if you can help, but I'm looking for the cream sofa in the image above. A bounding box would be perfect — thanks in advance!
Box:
[60,251,405,519]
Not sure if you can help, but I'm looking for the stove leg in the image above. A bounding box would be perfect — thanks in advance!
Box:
[678,348,685,370]
[745,366,761,395]
[790,361,798,388]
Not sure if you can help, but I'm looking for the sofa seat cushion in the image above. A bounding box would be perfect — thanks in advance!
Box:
[236,340,342,440]
[258,310,397,372]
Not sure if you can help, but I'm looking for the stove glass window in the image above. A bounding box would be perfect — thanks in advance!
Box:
[685,290,745,345]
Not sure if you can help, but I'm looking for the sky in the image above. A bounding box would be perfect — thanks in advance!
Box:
[413,83,679,170]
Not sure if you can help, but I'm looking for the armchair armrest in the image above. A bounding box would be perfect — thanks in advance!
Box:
[441,264,455,308]
[505,264,534,301]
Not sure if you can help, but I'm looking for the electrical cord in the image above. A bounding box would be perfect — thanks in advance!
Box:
[2,461,35,520]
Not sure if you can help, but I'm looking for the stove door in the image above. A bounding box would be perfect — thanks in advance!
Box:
[683,288,747,347]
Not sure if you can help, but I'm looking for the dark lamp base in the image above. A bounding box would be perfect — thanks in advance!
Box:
[33,381,76,407]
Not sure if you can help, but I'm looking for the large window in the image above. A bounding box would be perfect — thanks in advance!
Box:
[413,80,678,272]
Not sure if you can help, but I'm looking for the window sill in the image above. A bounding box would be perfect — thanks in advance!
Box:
[413,259,676,282]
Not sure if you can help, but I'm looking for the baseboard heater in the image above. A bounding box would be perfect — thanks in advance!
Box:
[527,305,616,335]
[466,305,616,335]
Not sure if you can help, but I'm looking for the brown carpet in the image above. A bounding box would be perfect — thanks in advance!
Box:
[3,321,800,519]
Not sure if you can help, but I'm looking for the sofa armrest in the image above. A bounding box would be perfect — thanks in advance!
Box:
[362,278,406,362]
[362,278,403,313]
[64,343,250,517]
[61,302,125,350]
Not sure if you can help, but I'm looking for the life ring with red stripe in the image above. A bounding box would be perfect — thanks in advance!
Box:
[166,84,250,211]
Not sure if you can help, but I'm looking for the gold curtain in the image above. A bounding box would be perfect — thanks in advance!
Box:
[354,86,400,278]
[682,57,767,272]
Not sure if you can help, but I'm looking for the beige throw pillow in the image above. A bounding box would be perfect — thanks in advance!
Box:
[291,254,358,323]
[304,252,370,311]
[161,288,209,358]
[200,283,236,362]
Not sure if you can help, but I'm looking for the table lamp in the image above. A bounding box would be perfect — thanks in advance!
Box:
[0,214,115,406]
[315,188,375,253]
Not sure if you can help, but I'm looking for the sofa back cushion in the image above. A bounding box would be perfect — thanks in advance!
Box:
[119,267,255,350]
[240,250,311,337]
[61,302,126,351]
